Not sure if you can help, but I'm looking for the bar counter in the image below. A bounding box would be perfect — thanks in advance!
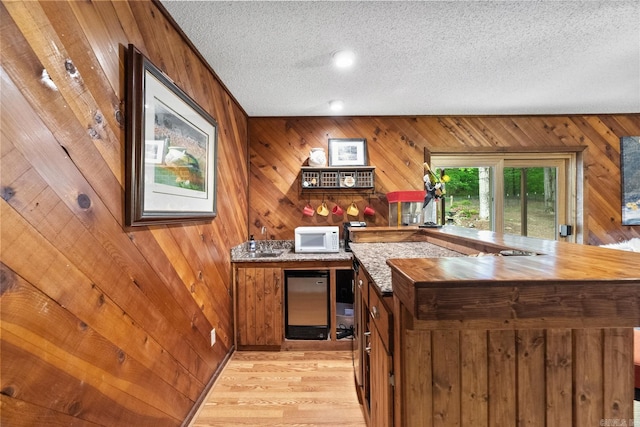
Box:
[350,226,640,427]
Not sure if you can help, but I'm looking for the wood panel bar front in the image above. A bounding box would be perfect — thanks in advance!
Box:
[395,313,636,426]
[389,261,639,426]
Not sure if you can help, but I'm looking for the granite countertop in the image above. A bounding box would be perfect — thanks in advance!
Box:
[349,242,466,294]
[231,238,466,292]
[231,240,353,262]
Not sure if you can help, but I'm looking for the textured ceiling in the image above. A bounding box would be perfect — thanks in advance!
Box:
[160,0,640,117]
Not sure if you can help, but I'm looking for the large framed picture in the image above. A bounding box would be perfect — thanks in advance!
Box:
[328,138,368,166]
[621,136,640,225]
[125,44,217,226]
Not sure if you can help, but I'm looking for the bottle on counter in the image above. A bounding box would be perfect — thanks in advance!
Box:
[248,235,256,253]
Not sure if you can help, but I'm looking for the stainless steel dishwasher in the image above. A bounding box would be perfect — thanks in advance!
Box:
[285,270,329,340]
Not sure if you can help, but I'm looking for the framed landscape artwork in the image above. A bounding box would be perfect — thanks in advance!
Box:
[328,138,368,166]
[125,44,217,226]
[621,136,640,225]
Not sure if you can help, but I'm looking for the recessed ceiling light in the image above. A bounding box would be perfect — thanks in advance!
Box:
[329,100,344,111]
[333,50,355,68]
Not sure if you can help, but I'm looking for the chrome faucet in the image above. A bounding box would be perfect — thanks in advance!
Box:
[261,226,271,252]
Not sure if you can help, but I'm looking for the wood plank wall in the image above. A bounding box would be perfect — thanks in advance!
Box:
[1,0,638,424]
[248,115,640,245]
[1,1,248,425]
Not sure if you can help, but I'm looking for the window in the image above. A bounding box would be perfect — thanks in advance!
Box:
[431,153,578,242]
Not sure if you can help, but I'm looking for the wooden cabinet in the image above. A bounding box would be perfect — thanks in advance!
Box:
[367,285,394,427]
[355,261,394,427]
[353,263,368,400]
[369,324,393,427]
[235,267,283,348]
[233,261,354,350]
[368,285,392,354]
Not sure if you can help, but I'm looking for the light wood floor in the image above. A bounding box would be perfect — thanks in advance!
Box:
[189,350,366,426]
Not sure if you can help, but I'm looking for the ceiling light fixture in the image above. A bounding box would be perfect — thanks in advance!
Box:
[329,100,344,112]
[332,50,355,68]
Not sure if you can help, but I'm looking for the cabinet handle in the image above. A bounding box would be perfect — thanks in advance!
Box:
[365,346,371,354]
[358,279,363,289]
[364,331,371,337]
[371,306,380,319]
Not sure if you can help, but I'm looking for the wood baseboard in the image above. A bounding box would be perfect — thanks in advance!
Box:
[181,345,235,427]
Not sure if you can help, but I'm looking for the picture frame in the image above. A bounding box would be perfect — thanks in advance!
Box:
[620,136,640,225]
[125,44,217,226]
[328,138,368,166]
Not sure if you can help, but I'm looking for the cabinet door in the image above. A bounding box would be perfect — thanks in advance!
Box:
[370,327,393,427]
[236,267,283,346]
[354,266,370,388]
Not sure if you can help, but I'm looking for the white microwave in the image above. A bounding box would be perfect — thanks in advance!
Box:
[294,226,340,253]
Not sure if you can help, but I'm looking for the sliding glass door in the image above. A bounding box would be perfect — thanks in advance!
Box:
[502,162,564,240]
[432,153,575,242]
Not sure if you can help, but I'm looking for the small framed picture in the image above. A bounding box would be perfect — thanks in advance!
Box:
[328,138,368,166]
[144,139,166,164]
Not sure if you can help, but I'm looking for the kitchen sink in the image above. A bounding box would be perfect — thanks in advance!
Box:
[499,249,538,256]
[251,250,285,258]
